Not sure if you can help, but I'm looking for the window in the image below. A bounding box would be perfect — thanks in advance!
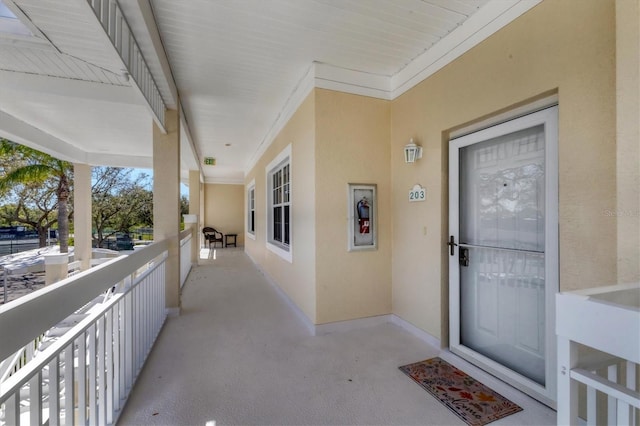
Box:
[266,145,292,262]
[247,180,255,239]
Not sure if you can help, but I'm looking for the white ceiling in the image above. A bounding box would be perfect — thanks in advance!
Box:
[0,0,540,184]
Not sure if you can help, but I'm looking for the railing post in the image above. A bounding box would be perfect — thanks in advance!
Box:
[184,214,198,265]
[44,253,69,285]
[557,336,579,425]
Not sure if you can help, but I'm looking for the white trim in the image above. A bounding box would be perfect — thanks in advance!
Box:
[265,143,292,172]
[85,152,152,169]
[243,1,542,177]
[392,0,542,98]
[265,243,292,263]
[314,62,391,100]
[391,315,442,349]
[0,71,140,104]
[124,0,179,108]
[265,144,292,263]
[448,105,559,406]
[315,314,393,336]
[438,350,544,409]
[245,66,314,174]
[245,250,314,335]
[246,178,256,240]
[450,94,559,140]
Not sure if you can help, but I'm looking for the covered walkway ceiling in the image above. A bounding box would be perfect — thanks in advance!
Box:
[0,0,539,184]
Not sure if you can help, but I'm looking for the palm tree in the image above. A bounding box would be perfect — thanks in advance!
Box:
[0,139,74,253]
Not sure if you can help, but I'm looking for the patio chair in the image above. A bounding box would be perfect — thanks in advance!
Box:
[203,227,224,248]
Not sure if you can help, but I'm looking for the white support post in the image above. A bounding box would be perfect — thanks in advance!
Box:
[30,371,42,426]
[64,344,75,426]
[45,253,69,285]
[557,336,579,426]
[608,364,618,425]
[49,356,60,426]
[73,163,93,271]
[153,108,181,313]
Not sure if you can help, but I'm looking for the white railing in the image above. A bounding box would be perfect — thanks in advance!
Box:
[0,240,169,426]
[67,260,82,277]
[0,334,45,384]
[179,229,192,289]
[557,283,640,425]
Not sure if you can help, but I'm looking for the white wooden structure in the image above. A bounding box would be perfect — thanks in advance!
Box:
[556,283,640,425]
[0,240,177,425]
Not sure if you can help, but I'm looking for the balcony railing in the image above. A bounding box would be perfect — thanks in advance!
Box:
[556,283,640,425]
[179,229,192,288]
[0,240,170,425]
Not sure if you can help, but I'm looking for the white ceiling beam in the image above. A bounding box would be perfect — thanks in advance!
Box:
[82,0,166,132]
[122,0,179,109]
[0,110,86,163]
[0,109,154,168]
[314,62,391,100]
[85,152,152,169]
[0,70,142,104]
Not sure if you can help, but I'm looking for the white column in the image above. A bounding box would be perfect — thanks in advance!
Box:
[153,109,181,313]
[44,253,68,285]
[189,170,201,252]
[74,163,92,271]
[199,177,205,246]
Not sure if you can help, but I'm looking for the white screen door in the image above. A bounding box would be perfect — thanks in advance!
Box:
[449,106,558,405]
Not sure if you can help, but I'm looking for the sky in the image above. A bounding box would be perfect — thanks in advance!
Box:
[134,169,189,197]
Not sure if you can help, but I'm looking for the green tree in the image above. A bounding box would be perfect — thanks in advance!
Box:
[180,194,189,219]
[0,139,74,252]
[0,183,58,246]
[92,167,153,248]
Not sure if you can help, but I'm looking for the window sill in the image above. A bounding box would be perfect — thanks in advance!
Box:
[266,241,292,263]
[246,232,256,241]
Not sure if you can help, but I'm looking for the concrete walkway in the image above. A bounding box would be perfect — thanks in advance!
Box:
[118,248,555,426]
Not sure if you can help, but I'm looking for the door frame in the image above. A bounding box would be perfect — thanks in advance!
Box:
[448,105,559,406]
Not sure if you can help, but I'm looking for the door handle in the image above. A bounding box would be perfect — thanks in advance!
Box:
[448,235,457,256]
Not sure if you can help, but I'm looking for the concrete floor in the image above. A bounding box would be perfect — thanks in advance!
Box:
[118,248,556,426]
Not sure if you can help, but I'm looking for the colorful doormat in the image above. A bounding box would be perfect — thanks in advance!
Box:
[399,357,522,426]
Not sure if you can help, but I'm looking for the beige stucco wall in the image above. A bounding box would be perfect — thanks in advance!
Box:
[204,183,245,247]
[391,0,617,341]
[616,0,640,283]
[244,92,317,323]
[314,89,392,324]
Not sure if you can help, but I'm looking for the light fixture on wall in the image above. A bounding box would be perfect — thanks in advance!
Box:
[404,138,423,163]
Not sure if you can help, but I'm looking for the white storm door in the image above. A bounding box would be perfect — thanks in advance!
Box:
[449,106,558,405]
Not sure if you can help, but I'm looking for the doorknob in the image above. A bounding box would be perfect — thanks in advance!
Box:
[448,235,457,256]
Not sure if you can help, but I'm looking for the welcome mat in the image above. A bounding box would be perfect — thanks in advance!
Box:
[399,357,522,426]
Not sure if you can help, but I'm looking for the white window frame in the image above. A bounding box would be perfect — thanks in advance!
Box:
[265,144,292,263]
[246,179,256,240]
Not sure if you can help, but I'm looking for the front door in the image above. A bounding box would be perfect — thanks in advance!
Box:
[448,106,558,405]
